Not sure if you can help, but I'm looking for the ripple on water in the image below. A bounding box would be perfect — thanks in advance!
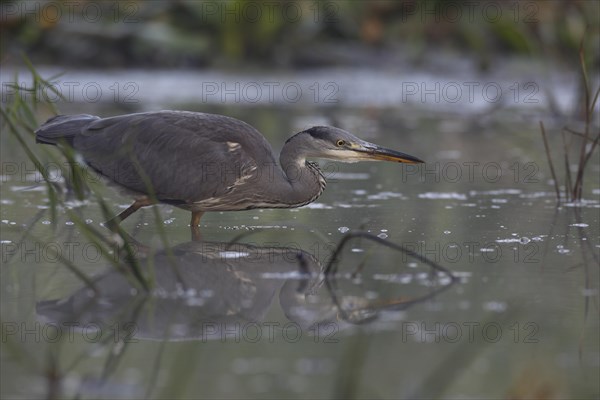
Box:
[563,200,600,208]
[303,203,333,209]
[219,251,250,259]
[373,273,413,284]
[469,189,521,196]
[10,185,47,192]
[519,191,554,199]
[556,245,571,254]
[261,271,306,279]
[483,301,507,312]
[418,192,467,200]
[496,236,536,244]
[367,191,406,200]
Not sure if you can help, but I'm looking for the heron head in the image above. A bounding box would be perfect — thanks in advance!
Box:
[290,126,424,164]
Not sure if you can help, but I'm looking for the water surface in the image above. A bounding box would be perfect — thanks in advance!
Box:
[1,70,599,399]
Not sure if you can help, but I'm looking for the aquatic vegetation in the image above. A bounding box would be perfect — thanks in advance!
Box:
[1,56,153,291]
[539,39,599,203]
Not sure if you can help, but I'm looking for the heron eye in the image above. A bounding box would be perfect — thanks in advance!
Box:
[336,139,346,147]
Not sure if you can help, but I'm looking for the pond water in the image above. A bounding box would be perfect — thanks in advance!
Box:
[1,68,599,399]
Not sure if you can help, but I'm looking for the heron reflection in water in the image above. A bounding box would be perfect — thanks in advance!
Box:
[35,111,423,226]
[37,236,455,341]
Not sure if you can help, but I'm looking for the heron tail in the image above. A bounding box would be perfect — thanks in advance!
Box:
[35,114,100,146]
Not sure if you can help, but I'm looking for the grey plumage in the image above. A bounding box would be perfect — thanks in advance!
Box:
[35,114,100,146]
[35,110,423,224]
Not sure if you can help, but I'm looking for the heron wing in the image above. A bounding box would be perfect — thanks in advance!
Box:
[74,111,277,203]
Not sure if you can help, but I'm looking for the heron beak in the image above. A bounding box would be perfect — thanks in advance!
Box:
[352,142,425,164]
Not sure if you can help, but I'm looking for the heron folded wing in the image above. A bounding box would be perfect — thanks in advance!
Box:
[74,111,277,204]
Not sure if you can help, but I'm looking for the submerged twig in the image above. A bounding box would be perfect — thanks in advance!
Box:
[325,231,456,278]
[323,231,457,324]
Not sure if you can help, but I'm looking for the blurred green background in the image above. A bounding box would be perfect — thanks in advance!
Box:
[2,0,598,71]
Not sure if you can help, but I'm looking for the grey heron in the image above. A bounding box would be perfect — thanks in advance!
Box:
[36,111,423,226]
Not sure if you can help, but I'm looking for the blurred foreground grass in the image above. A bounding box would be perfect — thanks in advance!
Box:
[1,57,157,292]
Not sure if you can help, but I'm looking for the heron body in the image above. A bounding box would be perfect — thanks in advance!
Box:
[36,111,423,226]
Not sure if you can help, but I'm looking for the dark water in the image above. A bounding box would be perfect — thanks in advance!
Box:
[1,69,599,399]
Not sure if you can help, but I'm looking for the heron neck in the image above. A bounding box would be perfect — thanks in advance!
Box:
[278,146,327,207]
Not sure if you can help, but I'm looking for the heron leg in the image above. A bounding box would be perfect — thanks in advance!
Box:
[190,211,204,226]
[191,225,202,242]
[190,211,204,242]
[105,197,152,229]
